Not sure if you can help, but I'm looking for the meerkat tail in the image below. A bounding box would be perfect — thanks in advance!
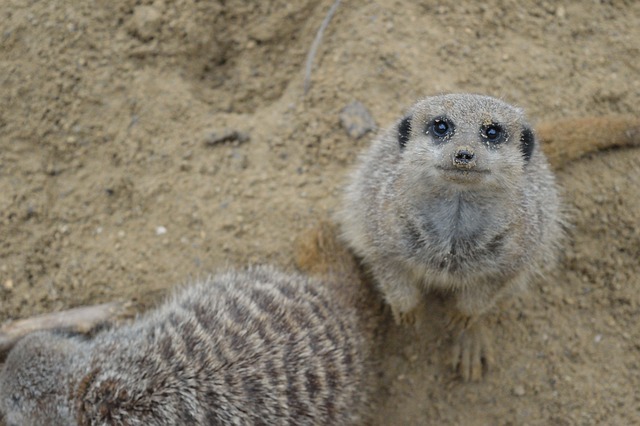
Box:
[0,301,133,360]
[294,220,356,278]
[537,115,640,171]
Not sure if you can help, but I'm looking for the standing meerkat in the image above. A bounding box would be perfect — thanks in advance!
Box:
[0,266,383,426]
[337,93,563,381]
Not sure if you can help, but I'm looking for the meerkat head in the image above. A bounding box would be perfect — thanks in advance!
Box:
[395,94,535,192]
[0,332,83,425]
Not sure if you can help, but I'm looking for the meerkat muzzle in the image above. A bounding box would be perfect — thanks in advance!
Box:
[452,148,476,169]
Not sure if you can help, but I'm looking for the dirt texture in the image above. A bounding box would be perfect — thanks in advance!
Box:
[1,0,639,424]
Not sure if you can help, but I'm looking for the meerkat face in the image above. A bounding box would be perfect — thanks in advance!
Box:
[396,94,535,190]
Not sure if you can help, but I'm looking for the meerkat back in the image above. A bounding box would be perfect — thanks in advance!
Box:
[0,266,372,425]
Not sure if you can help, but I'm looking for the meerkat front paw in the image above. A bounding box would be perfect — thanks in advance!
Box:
[390,305,419,326]
[384,285,422,326]
[448,315,494,381]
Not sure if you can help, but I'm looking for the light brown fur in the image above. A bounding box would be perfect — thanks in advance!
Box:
[537,115,640,170]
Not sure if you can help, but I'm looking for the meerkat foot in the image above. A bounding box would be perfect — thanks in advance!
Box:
[449,317,493,381]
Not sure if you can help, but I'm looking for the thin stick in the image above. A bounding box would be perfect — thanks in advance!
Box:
[0,301,133,358]
[303,0,342,94]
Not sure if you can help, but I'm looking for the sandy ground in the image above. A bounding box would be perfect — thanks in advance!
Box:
[1,0,639,424]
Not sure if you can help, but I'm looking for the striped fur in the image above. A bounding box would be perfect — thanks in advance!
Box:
[0,266,376,426]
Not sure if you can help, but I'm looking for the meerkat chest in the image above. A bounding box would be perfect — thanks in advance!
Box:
[404,194,523,276]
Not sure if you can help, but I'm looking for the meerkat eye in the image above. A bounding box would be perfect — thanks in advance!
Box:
[430,117,453,138]
[486,126,500,139]
[481,123,505,143]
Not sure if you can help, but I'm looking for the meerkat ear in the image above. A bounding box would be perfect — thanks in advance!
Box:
[520,126,535,162]
[398,115,412,149]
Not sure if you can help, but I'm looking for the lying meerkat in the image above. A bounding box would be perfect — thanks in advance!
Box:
[0,265,384,425]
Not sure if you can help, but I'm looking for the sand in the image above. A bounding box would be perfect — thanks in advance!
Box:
[1,0,639,424]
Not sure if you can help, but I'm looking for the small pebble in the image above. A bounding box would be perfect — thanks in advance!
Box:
[340,101,376,139]
[512,385,526,396]
[156,226,167,236]
[131,5,162,41]
[203,129,250,146]
[3,279,14,291]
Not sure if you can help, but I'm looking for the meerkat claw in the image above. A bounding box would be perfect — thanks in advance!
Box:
[451,320,493,381]
[391,306,418,326]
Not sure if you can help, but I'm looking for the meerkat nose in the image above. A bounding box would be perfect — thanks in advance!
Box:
[453,148,476,169]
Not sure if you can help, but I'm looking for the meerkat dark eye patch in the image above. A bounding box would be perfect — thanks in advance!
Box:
[398,115,412,149]
[520,126,535,162]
